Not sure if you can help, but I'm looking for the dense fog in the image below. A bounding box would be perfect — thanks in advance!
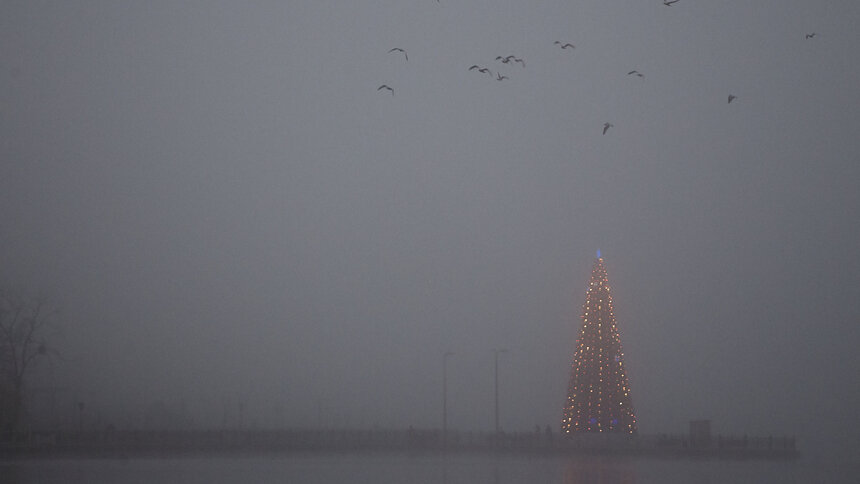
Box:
[2,0,858,459]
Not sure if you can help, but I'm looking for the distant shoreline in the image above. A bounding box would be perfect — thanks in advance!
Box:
[0,428,799,461]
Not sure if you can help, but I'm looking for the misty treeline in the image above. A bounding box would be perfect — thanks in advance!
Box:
[0,289,57,438]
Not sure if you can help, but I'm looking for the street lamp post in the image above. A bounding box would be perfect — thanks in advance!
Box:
[443,351,454,446]
[77,401,85,434]
[493,348,508,435]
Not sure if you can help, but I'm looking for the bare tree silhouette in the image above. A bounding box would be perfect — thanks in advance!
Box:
[0,290,58,434]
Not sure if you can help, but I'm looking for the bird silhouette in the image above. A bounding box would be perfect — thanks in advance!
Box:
[603,122,613,135]
[388,48,408,61]
[468,65,481,71]
[663,0,679,6]
[513,57,525,67]
[627,70,644,77]
[805,33,816,39]
[554,41,575,49]
[478,67,493,76]
[377,85,394,95]
[496,73,509,81]
[728,94,736,104]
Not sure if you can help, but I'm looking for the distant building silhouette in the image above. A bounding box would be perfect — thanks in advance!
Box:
[561,254,637,435]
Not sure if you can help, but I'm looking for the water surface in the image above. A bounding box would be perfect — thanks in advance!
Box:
[0,452,851,484]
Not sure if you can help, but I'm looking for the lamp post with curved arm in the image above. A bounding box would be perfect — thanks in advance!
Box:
[443,351,454,446]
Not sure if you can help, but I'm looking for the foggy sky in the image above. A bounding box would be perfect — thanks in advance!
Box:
[1,0,858,455]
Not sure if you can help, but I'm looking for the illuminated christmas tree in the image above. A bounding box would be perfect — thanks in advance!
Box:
[561,252,637,435]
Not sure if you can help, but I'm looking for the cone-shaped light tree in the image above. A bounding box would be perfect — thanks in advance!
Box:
[561,254,637,435]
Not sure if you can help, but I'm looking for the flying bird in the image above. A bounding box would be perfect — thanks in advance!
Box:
[496,73,509,81]
[468,65,481,71]
[377,84,394,95]
[513,57,525,67]
[663,0,680,5]
[805,33,816,39]
[388,48,408,61]
[478,67,493,76]
[728,94,736,104]
[603,122,613,135]
[627,70,644,77]
[555,41,575,49]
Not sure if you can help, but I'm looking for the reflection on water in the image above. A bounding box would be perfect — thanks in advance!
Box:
[563,457,635,484]
[485,455,637,484]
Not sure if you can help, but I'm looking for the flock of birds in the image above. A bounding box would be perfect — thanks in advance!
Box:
[376,1,818,135]
[377,41,571,98]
